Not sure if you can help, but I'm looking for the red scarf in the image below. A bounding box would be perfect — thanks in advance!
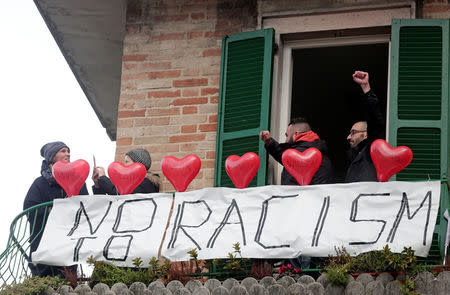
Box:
[294,131,320,142]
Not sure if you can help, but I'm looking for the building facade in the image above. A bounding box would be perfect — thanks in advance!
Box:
[116,0,450,190]
[31,0,450,265]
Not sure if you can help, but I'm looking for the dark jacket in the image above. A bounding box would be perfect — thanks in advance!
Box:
[92,174,160,195]
[265,138,334,185]
[24,177,88,212]
[24,161,88,276]
[345,90,385,183]
[24,177,89,253]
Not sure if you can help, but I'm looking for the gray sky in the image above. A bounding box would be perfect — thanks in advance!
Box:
[0,2,116,248]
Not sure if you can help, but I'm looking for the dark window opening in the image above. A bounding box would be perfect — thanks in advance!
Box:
[290,43,388,182]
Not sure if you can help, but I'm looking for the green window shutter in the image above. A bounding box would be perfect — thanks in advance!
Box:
[389,19,450,262]
[389,19,449,181]
[214,29,274,187]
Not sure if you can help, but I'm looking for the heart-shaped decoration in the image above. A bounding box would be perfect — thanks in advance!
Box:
[281,148,322,186]
[370,139,413,182]
[53,159,90,197]
[108,162,147,195]
[225,152,260,189]
[161,155,201,192]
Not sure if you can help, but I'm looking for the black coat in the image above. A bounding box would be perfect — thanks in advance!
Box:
[92,175,160,195]
[24,176,89,252]
[345,90,385,183]
[24,166,88,277]
[265,138,334,185]
[345,139,377,182]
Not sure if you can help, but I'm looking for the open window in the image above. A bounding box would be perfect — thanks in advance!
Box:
[290,42,389,182]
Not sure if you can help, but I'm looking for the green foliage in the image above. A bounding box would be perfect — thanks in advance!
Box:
[326,247,352,268]
[223,242,246,272]
[89,261,149,287]
[323,246,420,287]
[88,256,170,287]
[133,257,143,268]
[206,243,252,280]
[323,247,351,286]
[383,246,418,273]
[0,275,68,295]
[188,249,198,260]
[400,275,419,295]
[188,248,201,272]
[204,259,213,271]
[348,249,389,273]
[149,257,171,280]
[325,264,350,287]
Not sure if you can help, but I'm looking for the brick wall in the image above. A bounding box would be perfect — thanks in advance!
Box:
[117,0,257,191]
[260,0,397,14]
[258,0,450,22]
[423,0,450,18]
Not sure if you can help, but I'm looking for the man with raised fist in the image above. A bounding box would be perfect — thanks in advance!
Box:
[345,71,385,182]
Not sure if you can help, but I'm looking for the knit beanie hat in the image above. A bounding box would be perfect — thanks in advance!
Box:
[40,141,69,163]
[126,148,151,171]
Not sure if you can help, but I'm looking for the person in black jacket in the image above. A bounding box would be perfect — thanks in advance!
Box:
[345,71,385,183]
[24,141,89,277]
[92,148,160,194]
[260,118,334,270]
[260,118,334,185]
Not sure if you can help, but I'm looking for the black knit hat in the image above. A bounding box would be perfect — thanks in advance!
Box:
[126,148,151,171]
[40,141,69,163]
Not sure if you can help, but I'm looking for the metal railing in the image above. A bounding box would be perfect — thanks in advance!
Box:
[0,201,53,285]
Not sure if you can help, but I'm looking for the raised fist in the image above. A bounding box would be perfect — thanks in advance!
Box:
[260,130,272,144]
[352,71,370,93]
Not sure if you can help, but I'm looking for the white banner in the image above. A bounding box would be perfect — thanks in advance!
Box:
[32,193,173,267]
[32,181,440,267]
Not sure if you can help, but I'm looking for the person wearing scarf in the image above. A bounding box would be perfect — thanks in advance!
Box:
[260,118,334,185]
[260,118,334,270]
[24,141,88,277]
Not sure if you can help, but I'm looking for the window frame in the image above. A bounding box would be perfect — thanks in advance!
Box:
[270,33,391,184]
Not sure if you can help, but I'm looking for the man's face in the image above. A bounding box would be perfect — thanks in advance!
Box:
[124,155,135,166]
[285,125,295,143]
[347,122,368,148]
[52,147,70,163]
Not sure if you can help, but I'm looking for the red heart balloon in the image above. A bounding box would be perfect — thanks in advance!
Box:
[52,159,90,197]
[281,148,322,186]
[161,155,201,192]
[108,162,147,195]
[370,139,413,182]
[225,152,260,189]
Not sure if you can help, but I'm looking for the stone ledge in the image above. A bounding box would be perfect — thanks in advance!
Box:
[50,271,450,295]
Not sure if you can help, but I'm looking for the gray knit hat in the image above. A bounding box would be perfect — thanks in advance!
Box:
[126,148,151,171]
[40,141,69,163]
